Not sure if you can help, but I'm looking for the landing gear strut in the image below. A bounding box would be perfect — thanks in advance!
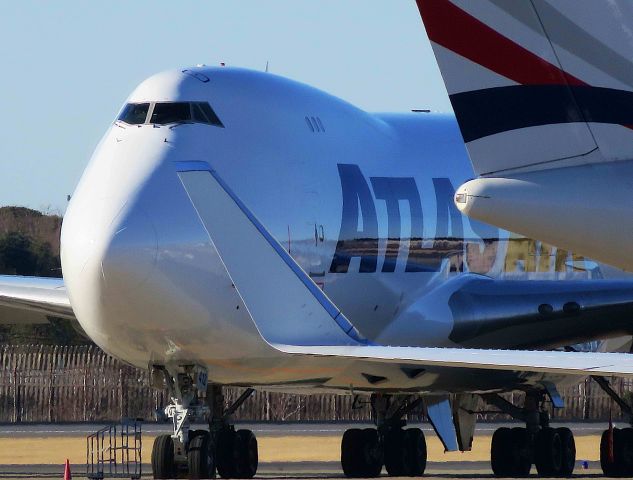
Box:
[340,394,426,478]
[483,390,576,478]
[150,365,257,479]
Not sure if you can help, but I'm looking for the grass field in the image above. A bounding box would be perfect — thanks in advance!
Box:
[1,434,603,466]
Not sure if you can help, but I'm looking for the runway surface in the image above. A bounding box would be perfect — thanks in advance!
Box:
[0,461,606,479]
[0,422,614,479]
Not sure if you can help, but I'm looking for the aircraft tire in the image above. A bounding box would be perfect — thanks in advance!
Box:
[490,427,513,476]
[384,429,406,476]
[509,427,531,477]
[601,428,620,477]
[235,429,258,479]
[151,434,175,479]
[188,429,208,452]
[403,428,427,476]
[341,428,364,477]
[360,428,383,477]
[614,427,633,477]
[556,427,576,477]
[216,428,238,479]
[188,432,215,479]
[535,427,562,477]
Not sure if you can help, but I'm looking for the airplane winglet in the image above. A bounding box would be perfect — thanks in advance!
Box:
[176,161,366,347]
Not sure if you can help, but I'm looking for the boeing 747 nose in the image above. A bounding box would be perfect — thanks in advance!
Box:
[61,67,280,373]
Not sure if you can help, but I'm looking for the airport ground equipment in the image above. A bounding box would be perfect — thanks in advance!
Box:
[86,419,142,480]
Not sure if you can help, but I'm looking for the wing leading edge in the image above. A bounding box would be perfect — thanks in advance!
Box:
[176,161,633,378]
[0,275,74,324]
[276,344,633,377]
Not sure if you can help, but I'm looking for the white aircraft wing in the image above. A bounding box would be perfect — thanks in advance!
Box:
[0,275,74,324]
[177,161,633,378]
[416,0,633,176]
[276,345,633,377]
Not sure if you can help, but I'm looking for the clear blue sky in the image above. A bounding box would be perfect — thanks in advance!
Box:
[0,1,452,213]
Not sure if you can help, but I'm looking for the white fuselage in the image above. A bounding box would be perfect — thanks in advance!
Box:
[59,67,622,394]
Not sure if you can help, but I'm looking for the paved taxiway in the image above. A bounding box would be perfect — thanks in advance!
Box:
[0,422,615,479]
[0,461,607,479]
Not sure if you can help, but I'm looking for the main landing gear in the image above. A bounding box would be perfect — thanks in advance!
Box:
[490,424,575,477]
[340,394,427,478]
[150,365,258,479]
[484,391,576,477]
[593,375,633,477]
[599,427,633,477]
[485,378,633,478]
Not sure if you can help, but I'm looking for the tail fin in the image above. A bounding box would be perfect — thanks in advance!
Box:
[416,0,633,175]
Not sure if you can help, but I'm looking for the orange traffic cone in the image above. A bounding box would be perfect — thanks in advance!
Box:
[64,459,72,480]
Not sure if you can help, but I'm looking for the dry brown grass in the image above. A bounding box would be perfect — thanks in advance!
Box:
[0,434,603,465]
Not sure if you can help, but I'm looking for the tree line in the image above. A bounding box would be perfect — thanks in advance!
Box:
[0,230,60,277]
[0,206,87,345]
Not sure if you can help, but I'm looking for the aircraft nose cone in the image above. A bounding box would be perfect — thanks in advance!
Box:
[101,206,158,297]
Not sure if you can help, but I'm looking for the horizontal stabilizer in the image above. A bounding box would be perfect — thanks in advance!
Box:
[177,161,633,377]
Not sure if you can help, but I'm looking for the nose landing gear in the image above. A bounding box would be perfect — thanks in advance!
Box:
[151,434,176,479]
[150,365,257,479]
[188,430,215,479]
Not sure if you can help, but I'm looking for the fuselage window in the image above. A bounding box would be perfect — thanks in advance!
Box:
[151,102,191,125]
[118,103,150,125]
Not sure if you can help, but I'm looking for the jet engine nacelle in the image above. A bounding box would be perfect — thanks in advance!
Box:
[376,273,633,349]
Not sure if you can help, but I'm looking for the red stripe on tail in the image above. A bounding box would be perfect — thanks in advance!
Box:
[416,0,585,87]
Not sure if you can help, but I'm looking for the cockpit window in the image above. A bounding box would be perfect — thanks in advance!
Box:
[117,101,224,127]
[193,102,224,127]
[118,103,150,124]
[151,102,191,125]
